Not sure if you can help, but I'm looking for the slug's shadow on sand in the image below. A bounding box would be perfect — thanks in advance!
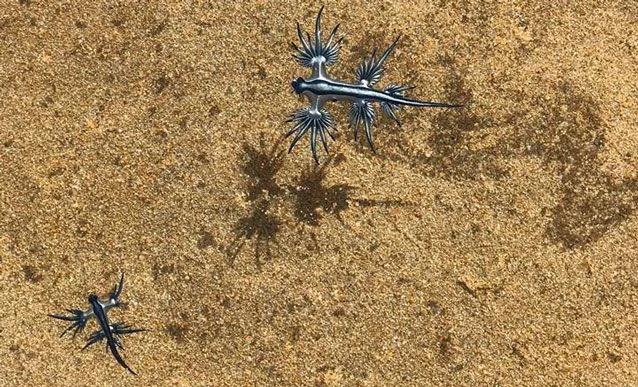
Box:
[285,155,409,227]
[229,199,282,271]
[285,155,353,226]
[227,134,409,269]
[226,134,285,270]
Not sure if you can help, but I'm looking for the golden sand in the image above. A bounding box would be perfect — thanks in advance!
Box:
[0,1,636,385]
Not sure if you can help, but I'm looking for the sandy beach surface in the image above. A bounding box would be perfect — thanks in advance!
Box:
[1,1,637,385]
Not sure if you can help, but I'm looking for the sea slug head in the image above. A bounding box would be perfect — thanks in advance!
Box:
[291,77,306,94]
[88,294,99,303]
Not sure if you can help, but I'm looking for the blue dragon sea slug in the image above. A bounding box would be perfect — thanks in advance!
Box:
[49,274,144,375]
[287,7,461,163]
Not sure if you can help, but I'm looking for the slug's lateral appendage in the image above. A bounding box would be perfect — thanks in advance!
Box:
[356,35,401,87]
[287,107,336,163]
[48,308,88,338]
[380,84,415,127]
[349,101,377,152]
[291,6,343,76]
[82,323,145,351]
[109,273,125,301]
